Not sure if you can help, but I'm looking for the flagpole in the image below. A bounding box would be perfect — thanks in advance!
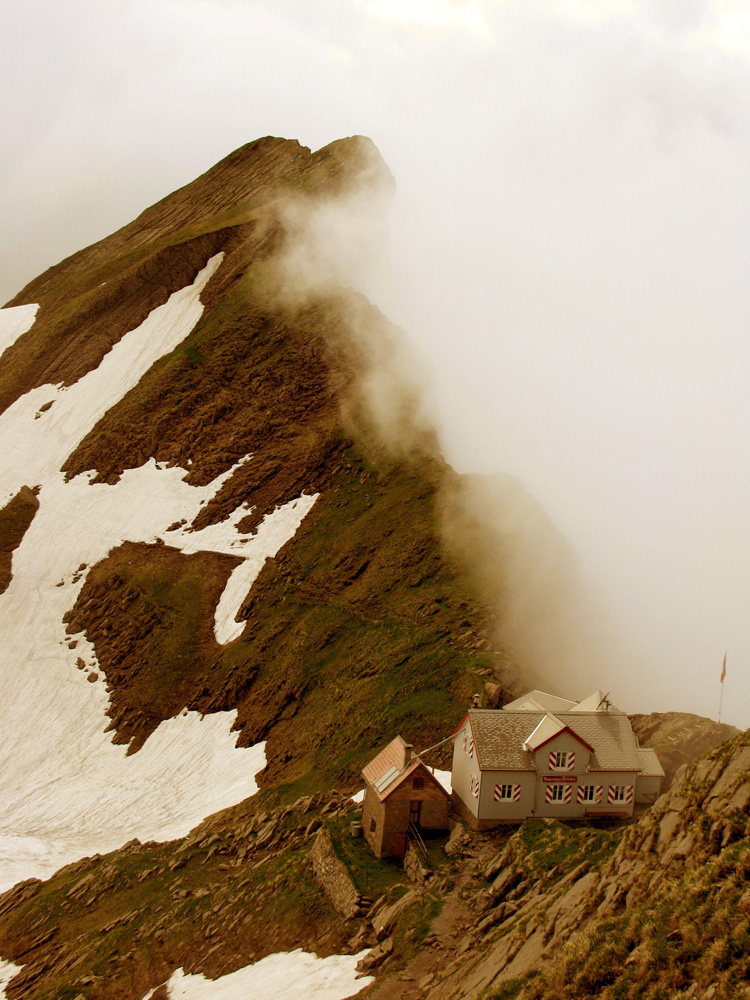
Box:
[718,652,727,724]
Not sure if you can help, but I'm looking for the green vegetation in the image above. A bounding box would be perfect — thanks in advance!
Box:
[482,972,540,1000]
[0,798,348,1000]
[327,811,407,899]
[512,819,622,880]
[507,823,750,1000]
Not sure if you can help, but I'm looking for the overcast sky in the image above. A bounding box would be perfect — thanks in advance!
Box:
[2,0,749,725]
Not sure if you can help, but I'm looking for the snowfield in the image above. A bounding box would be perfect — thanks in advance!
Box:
[141,951,373,1000]
[0,302,38,359]
[0,961,20,1000]
[0,255,318,890]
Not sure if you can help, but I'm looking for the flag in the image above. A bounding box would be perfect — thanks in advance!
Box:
[721,653,727,684]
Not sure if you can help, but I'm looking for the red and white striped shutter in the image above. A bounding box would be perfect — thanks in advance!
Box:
[470,776,479,798]
[567,751,575,771]
[608,785,632,804]
[493,784,522,802]
[468,737,475,758]
[548,750,557,770]
[544,785,555,804]
[576,785,586,804]
[563,785,572,804]
[595,785,603,803]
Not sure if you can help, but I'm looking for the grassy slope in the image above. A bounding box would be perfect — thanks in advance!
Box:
[0,795,360,1000]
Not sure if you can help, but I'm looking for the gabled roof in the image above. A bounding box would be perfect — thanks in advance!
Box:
[524,714,595,754]
[503,690,578,714]
[362,735,450,803]
[465,709,642,772]
[524,713,566,750]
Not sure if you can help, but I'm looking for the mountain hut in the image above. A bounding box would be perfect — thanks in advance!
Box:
[361,735,451,859]
[451,689,664,828]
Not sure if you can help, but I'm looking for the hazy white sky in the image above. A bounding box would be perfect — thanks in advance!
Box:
[1,0,748,725]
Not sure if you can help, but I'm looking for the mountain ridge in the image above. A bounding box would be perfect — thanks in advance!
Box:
[0,133,740,1000]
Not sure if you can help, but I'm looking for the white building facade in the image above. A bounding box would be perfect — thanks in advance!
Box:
[451,689,664,827]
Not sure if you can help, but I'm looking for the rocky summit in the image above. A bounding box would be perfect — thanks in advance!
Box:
[0,136,746,1000]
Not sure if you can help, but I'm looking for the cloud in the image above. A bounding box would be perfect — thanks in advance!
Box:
[1,0,749,724]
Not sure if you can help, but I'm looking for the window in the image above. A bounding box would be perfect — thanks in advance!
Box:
[550,784,566,801]
[610,785,627,802]
[581,785,597,802]
[412,776,424,790]
[369,817,376,832]
[494,783,519,802]
[552,751,568,769]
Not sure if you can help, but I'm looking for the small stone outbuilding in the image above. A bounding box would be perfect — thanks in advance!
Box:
[361,735,450,859]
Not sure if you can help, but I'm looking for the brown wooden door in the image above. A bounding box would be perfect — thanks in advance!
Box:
[409,800,421,825]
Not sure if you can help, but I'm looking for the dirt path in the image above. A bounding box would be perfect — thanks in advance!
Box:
[358,841,497,1000]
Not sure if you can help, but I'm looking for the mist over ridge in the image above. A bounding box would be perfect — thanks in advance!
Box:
[2,0,748,727]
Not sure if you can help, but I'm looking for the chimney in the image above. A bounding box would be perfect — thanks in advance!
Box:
[471,693,481,709]
[402,742,414,768]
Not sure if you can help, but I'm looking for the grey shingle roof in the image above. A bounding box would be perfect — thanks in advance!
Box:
[525,713,565,750]
[468,712,538,769]
[564,713,641,770]
[466,709,643,772]
[637,747,666,778]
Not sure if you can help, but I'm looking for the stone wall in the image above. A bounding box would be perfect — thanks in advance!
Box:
[403,842,429,885]
[309,825,363,919]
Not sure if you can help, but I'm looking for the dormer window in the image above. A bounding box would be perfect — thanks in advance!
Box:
[552,751,569,769]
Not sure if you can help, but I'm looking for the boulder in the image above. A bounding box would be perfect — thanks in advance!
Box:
[444,822,469,857]
[355,936,393,973]
[372,890,420,939]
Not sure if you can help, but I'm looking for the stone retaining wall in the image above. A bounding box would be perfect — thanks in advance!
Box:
[309,826,362,919]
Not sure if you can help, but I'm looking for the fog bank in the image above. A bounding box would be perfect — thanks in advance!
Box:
[2,0,748,725]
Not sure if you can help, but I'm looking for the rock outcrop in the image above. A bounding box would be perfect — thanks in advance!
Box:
[0,485,39,594]
[631,711,740,790]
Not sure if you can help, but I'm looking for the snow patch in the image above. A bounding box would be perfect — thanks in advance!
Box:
[0,961,21,1000]
[350,788,365,804]
[0,459,271,890]
[208,492,318,644]
[431,767,452,794]
[0,303,38,360]
[142,950,372,1000]
[0,254,223,502]
[0,253,312,889]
